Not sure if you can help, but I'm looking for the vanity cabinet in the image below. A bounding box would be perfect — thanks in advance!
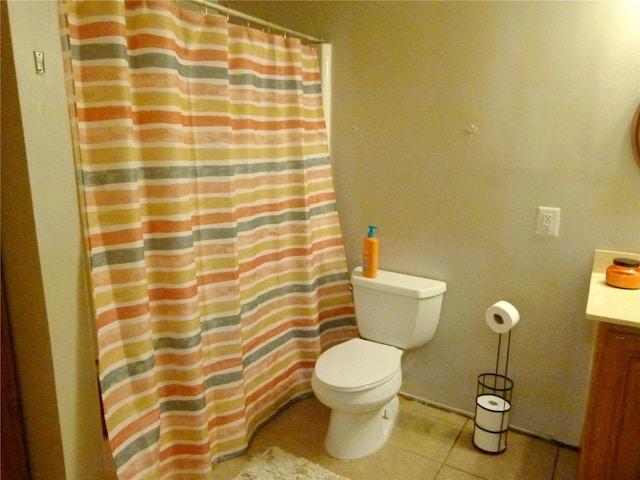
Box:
[578,322,640,480]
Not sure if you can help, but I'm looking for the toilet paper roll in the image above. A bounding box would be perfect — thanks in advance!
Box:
[475,395,510,432]
[473,427,507,453]
[485,301,520,334]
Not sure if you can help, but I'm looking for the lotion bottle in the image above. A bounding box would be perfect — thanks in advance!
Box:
[362,225,379,278]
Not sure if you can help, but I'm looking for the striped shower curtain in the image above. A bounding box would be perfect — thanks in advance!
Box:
[63,1,356,478]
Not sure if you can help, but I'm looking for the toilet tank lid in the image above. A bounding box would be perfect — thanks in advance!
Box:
[351,267,446,298]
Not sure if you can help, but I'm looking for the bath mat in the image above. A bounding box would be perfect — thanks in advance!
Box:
[233,446,350,480]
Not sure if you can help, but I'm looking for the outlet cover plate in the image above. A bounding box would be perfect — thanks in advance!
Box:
[536,206,561,236]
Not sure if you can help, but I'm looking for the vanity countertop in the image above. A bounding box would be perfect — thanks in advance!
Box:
[586,250,640,328]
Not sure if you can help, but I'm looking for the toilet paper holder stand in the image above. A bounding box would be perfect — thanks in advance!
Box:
[473,330,514,454]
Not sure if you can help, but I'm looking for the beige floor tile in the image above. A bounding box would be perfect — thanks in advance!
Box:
[391,398,467,463]
[445,420,557,480]
[247,395,330,463]
[553,446,578,480]
[246,396,443,479]
[436,465,486,480]
[322,444,442,480]
[238,395,443,479]
[210,395,562,480]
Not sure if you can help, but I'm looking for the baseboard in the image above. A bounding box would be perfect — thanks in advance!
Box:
[398,390,579,451]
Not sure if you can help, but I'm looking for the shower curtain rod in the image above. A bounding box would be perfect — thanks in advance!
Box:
[185,0,323,43]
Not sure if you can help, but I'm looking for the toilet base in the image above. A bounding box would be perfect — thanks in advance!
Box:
[324,395,400,460]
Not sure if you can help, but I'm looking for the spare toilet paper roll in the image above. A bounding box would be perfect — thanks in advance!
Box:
[473,427,507,453]
[475,394,510,432]
[485,301,520,334]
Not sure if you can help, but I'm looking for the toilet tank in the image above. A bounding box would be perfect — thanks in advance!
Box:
[351,267,446,350]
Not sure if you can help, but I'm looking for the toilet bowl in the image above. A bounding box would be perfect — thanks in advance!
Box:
[311,267,446,460]
[311,338,403,459]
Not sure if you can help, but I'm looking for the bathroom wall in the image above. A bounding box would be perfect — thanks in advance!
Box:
[4,3,638,468]
[226,1,640,446]
[1,2,66,476]
[4,1,106,477]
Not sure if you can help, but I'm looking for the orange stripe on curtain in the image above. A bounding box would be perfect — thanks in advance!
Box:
[62,1,357,478]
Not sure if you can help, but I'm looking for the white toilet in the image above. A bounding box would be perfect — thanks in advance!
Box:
[311,267,446,460]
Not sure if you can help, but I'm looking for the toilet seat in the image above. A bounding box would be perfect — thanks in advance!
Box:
[315,338,402,392]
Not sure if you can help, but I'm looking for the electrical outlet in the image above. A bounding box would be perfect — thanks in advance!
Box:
[536,206,561,236]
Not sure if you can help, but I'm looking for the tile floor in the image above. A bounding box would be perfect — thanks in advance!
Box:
[212,395,579,480]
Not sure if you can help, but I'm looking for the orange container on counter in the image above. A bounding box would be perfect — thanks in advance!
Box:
[606,258,640,289]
